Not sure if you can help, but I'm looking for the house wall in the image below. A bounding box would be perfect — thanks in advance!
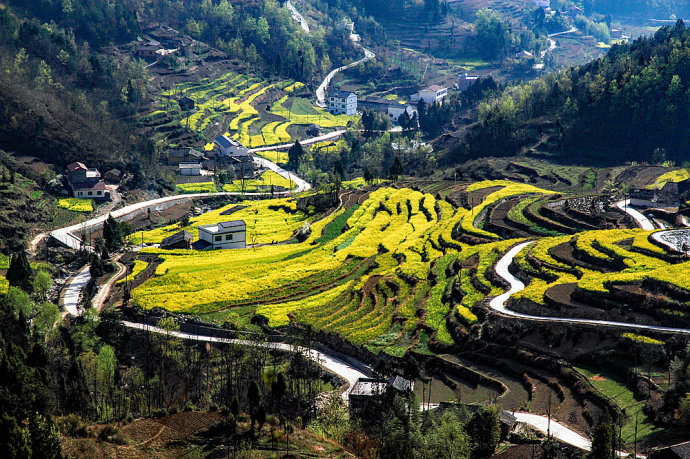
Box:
[329,95,357,116]
[180,167,200,176]
[75,189,104,199]
[211,230,246,249]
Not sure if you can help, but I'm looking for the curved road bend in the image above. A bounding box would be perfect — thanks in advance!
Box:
[615,199,655,231]
[286,1,310,34]
[315,44,376,107]
[490,241,690,332]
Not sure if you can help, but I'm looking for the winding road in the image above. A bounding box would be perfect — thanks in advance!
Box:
[315,44,375,107]
[286,1,310,34]
[616,199,655,231]
[490,241,690,333]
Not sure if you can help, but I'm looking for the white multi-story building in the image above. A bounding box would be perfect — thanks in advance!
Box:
[328,90,357,116]
[410,85,448,104]
[197,220,246,250]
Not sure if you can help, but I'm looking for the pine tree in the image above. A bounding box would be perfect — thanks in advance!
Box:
[102,215,122,251]
[6,250,32,289]
[389,156,404,180]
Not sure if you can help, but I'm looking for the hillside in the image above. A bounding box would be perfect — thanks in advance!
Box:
[453,20,690,166]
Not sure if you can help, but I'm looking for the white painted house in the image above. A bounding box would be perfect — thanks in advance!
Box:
[387,104,417,123]
[197,220,246,250]
[533,0,550,7]
[179,162,201,176]
[214,135,250,158]
[328,90,357,116]
[458,73,479,91]
[410,85,448,104]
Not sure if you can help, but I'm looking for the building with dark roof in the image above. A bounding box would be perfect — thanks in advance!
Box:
[66,162,108,200]
[349,376,414,417]
[160,230,193,250]
[329,90,357,116]
[214,135,250,159]
[166,147,207,166]
[649,441,690,459]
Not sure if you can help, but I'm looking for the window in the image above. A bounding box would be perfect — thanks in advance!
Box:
[215,236,222,242]
[88,191,93,196]
[225,234,233,241]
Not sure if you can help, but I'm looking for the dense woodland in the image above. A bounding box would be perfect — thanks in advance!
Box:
[456,21,690,166]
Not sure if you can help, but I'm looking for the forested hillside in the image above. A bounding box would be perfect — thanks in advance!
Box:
[0,4,153,177]
[456,20,690,165]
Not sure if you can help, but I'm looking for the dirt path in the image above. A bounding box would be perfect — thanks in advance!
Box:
[92,256,126,312]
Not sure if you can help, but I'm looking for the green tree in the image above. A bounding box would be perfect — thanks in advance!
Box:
[389,156,404,180]
[466,405,500,458]
[90,255,104,278]
[589,422,614,459]
[6,250,32,290]
[288,141,304,171]
[102,215,122,251]
[32,270,52,302]
[0,414,31,459]
[28,413,62,459]
[425,410,470,459]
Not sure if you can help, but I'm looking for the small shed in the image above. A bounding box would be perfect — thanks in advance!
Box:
[160,230,193,250]
[179,162,201,176]
[179,96,195,111]
[104,169,121,184]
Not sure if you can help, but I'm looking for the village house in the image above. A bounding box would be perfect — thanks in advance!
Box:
[610,28,623,39]
[387,103,417,124]
[214,135,251,159]
[194,220,247,250]
[65,162,108,200]
[160,230,193,250]
[328,90,358,116]
[166,147,208,166]
[103,169,121,184]
[179,162,201,176]
[349,376,414,417]
[135,41,162,58]
[458,73,479,91]
[410,85,448,104]
[533,0,550,7]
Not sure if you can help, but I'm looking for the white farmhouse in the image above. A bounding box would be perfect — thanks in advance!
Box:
[197,220,246,250]
[533,0,550,7]
[387,104,417,123]
[329,90,357,116]
[410,85,448,104]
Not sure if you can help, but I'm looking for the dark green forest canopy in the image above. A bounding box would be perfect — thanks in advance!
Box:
[459,21,690,165]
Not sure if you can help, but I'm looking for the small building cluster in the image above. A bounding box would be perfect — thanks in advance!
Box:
[65,162,109,200]
[160,220,247,251]
[629,180,690,211]
[359,97,418,124]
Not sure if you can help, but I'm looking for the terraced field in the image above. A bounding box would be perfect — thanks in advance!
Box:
[131,178,690,364]
[145,71,355,148]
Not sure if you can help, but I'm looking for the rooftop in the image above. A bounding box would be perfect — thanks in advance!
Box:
[330,89,356,99]
[72,180,107,191]
[199,220,247,234]
[161,230,193,247]
[215,135,242,149]
[179,162,201,169]
[350,379,388,397]
[425,84,447,92]
[67,162,88,173]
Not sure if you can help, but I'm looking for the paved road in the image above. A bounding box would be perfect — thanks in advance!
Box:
[249,130,346,153]
[49,156,309,251]
[513,412,591,451]
[286,1,310,34]
[615,199,655,231]
[489,241,690,333]
[122,321,368,399]
[61,265,91,316]
[315,44,375,107]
